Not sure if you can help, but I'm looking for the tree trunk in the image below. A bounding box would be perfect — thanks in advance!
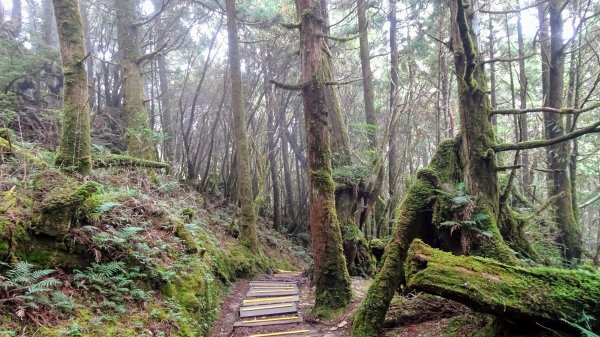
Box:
[488,8,497,125]
[10,0,22,37]
[538,1,581,261]
[358,0,377,150]
[264,57,281,231]
[405,239,600,333]
[52,0,92,175]
[115,0,155,160]
[226,0,259,253]
[388,0,399,210]
[451,0,517,261]
[294,0,352,314]
[152,0,175,163]
[352,2,519,335]
[516,0,531,194]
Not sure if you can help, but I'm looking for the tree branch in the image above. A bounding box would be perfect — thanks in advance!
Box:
[480,0,547,14]
[491,102,600,115]
[482,53,536,64]
[494,121,600,152]
[270,79,308,91]
[326,77,363,86]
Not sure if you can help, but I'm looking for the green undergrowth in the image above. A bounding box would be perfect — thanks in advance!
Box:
[0,138,309,336]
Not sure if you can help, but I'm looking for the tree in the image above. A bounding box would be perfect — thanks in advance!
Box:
[115,0,156,160]
[272,0,353,315]
[52,0,92,175]
[537,1,582,261]
[225,0,259,253]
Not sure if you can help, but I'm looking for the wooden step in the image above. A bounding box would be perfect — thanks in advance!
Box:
[242,295,300,306]
[234,315,303,327]
[239,302,298,318]
[250,280,297,285]
[247,289,299,297]
[247,329,311,337]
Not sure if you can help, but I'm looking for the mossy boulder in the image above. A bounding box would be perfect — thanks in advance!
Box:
[31,170,100,236]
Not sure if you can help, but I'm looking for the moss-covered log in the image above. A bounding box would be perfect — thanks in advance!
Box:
[405,239,600,333]
[93,154,169,170]
[0,135,48,168]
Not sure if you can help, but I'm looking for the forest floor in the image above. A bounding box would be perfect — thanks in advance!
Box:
[209,272,471,337]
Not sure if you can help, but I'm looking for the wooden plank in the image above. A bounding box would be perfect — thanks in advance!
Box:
[233,315,303,327]
[272,273,302,279]
[249,288,298,293]
[241,295,299,306]
[249,281,297,286]
[247,289,298,297]
[248,330,311,337]
[251,285,296,289]
[239,302,298,318]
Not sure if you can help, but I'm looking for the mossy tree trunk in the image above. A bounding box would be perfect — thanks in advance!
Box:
[226,0,259,253]
[538,1,581,261]
[115,0,156,160]
[294,0,352,314]
[352,2,520,335]
[450,0,517,262]
[405,240,600,333]
[352,140,457,337]
[52,0,92,175]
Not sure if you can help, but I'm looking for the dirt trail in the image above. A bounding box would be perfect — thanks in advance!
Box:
[209,273,370,337]
[209,273,462,337]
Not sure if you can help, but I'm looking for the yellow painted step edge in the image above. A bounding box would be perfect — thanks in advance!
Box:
[252,285,296,289]
[248,330,310,337]
[249,289,296,293]
[243,296,295,304]
[240,316,299,323]
[240,303,293,311]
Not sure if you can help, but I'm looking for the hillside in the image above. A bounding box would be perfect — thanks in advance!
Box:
[0,131,309,336]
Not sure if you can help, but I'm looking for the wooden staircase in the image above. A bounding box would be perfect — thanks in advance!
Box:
[234,271,313,337]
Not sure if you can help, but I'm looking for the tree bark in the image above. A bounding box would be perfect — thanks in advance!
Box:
[294,0,352,314]
[52,0,92,175]
[516,0,532,194]
[152,0,175,163]
[538,1,581,260]
[225,0,259,253]
[10,0,22,37]
[358,0,377,150]
[388,0,399,206]
[405,239,600,333]
[115,0,156,160]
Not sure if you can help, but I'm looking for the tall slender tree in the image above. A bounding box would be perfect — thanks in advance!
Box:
[115,0,156,160]
[537,1,581,260]
[52,0,92,175]
[292,0,352,314]
[225,0,259,253]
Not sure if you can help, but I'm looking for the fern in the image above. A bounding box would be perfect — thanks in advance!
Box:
[0,262,72,320]
[74,262,148,307]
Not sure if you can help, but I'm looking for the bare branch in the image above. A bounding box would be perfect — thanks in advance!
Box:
[133,0,171,27]
[491,102,600,115]
[320,33,360,42]
[270,79,308,91]
[480,0,547,14]
[482,53,536,64]
[326,77,363,86]
[494,121,600,152]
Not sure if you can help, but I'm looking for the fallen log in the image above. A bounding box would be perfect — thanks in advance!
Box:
[93,154,170,170]
[405,239,600,333]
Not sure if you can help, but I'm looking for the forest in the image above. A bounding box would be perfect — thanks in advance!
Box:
[0,0,599,336]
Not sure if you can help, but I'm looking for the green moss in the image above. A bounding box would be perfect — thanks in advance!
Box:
[405,240,600,332]
[31,170,98,236]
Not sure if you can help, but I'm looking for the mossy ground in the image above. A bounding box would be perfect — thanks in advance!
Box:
[0,141,309,336]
